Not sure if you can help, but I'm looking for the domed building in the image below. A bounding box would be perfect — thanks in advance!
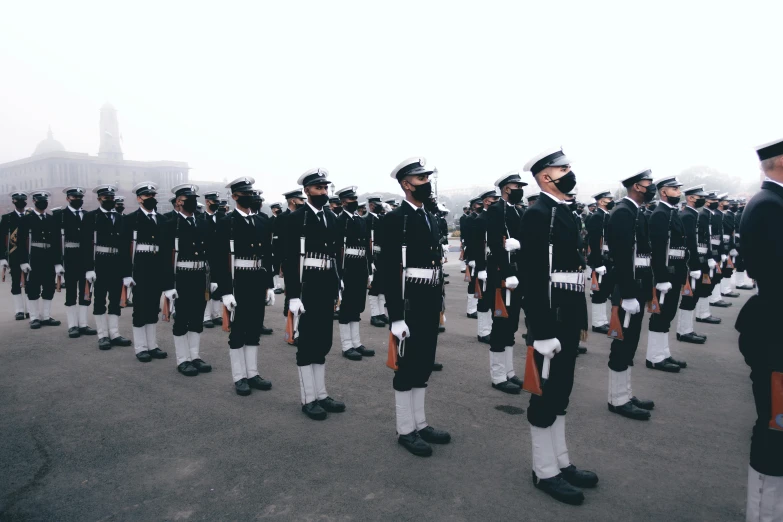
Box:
[32,127,67,156]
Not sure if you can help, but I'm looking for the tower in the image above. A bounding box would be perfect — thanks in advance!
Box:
[98,102,123,160]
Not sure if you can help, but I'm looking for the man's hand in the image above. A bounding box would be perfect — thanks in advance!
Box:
[123,277,135,288]
[163,289,178,300]
[210,282,218,293]
[689,270,702,279]
[730,249,738,257]
[621,298,641,315]
[391,320,410,342]
[656,282,672,293]
[505,275,519,290]
[533,338,562,359]
[504,238,521,252]
[85,270,97,283]
[289,298,305,316]
[20,263,31,274]
[707,259,717,269]
[55,264,65,275]
[0,259,8,269]
[222,294,237,312]
[595,266,607,276]
[468,260,476,268]
[477,270,487,281]
[721,254,727,263]
[265,289,275,306]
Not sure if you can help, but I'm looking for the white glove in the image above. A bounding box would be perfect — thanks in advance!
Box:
[391,320,410,342]
[468,260,476,268]
[721,254,727,263]
[689,270,702,279]
[210,282,218,293]
[340,280,345,291]
[595,266,607,276]
[368,274,374,284]
[505,275,519,290]
[265,288,275,306]
[707,258,717,269]
[0,259,8,269]
[730,249,738,257]
[163,289,178,300]
[20,263,31,274]
[621,298,641,315]
[222,293,237,312]
[85,270,97,283]
[477,270,487,281]
[123,277,135,288]
[371,263,376,273]
[442,245,449,254]
[55,264,65,275]
[289,298,305,316]
[533,338,562,360]
[656,282,672,293]
[504,238,521,252]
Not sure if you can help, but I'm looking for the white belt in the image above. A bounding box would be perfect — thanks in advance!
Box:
[135,244,159,253]
[176,261,206,270]
[373,245,382,253]
[304,258,332,269]
[697,245,708,254]
[668,248,686,259]
[405,267,441,280]
[722,235,730,242]
[550,272,584,284]
[96,246,118,254]
[710,238,720,245]
[234,259,264,269]
[345,247,366,257]
[30,242,51,249]
[64,241,80,249]
[634,257,651,267]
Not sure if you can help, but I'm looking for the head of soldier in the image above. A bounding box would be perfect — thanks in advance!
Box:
[654,177,682,207]
[296,169,330,210]
[203,192,220,214]
[595,194,613,212]
[284,189,305,211]
[622,170,655,206]
[173,184,200,217]
[114,197,126,214]
[337,187,359,214]
[705,195,719,211]
[248,191,263,213]
[684,187,706,209]
[226,177,257,213]
[64,188,85,210]
[525,148,574,200]
[357,204,366,216]
[480,189,499,210]
[94,186,117,211]
[471,200,482,213]
[588,203,597,213]
[135,185,157,212]
[759,138,783,183]
[391,158,433,207]
[463,206,470,215]
[495,171,527,205]
[32,193,49,212]
[11,193,27,211]
[369,198,384,215]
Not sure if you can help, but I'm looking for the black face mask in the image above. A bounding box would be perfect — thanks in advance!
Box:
[34,199,48,211]
[508,188,524,204]
[236,195,254,209]
[694,198,706,208]
[344,201,359,213]
[639,184,656,203]
[14,200,26,210]
[551,172,577,194]
[115,205,125,214]
[567,200,578,212]
[409,182,433,202]
[101,199,116,211]
[142,197,157,211]
[475,207,484,213]
[605,200,616,211]
[182,198,198,213]
[208,203,219,212]
[729,205,738,212]
[310,194,329,208]
[70,198,84,209]
[666,196,681,206]
[249,199,262,212]
[294,202,305,210]
[708,201,719,210]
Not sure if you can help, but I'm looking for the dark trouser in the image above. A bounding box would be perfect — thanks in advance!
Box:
[368,256,383,297]
[393,283,441,392]
[649,284,682,333]
[229,271,267,349]
[748,363,783,475]
[477,284,491,314]
[296,272,338,365]
[132,272,163,327]
[679,273,706,311]
[63,250,88,306]
[173,270,207,336]
[8,257,22,295]
[709,255,723,289]
[608,283,648,372]
[283,295,289,318]
[527,320,581,428]
[93,256,123,316]
[338,266,367,324]
[591,269,613,304]
[489,286,521,353]
[26,251,55,301]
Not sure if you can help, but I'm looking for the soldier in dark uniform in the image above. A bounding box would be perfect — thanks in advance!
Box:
[644,176,688,372]
[274,189,305,316]
[463,197,483,319]
[160,184,213,376]
[586,191,614,334]
[0,192,29,320]
[56,187,96,338]
[17,191,63,329]
[472,189,500,345]
[334,186,375,361]
[605,170,657,422]
[385,198,399,211]
[200,191,223,328]
[700,190,733,311]
[675,185,710,344]
[383,157,450,457]
[82,185,132,350]
[121,182,169,363]
[458,205,470,273]
[733,198,754,290]
[328,196,342,217]
[283,169,345,419]
[366,195,387,327]
[357,201,367,217]
[718,194,740,298]
[215,177,275,396]
[249,190,274,336]
[520,148,596,505]
[114,196,126,215]
[163,196,179,220]
[736,138,783,520]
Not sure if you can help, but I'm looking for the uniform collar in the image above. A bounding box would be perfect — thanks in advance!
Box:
[33,209,45,217]
[306,201,325,215]
[368,211,378,218]
[765,176,783,190]
[140,207,156,218]
[542,192,567,204]
[623,196,640,209]
[597,207,609,214]
[68,205,82,214]
[658,199,675,209]
[403,199,424,211]
[235,207,252,218]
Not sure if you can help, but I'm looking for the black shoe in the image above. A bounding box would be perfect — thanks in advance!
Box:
[438,325,445,333]
[695,315,721,324]
[260,325,273,335]
[235,378,251,396]
[79,326,97,336]
[30,319,41,330]
[125,299,133,307]
[577,345,588,355]
[532,472,585,505]
[370,316,386,327]
[560,464,599,488]
[676,332,706,344]
[631,396,655,410]
[477,335,491,344]
[492,380,522,394]
[148,348,168,359]
[398,432,432,457]
[98,337,112,350]
[418,425,451,444]
[592,324,610,334]
[333,311,340,320]
[608,401,651,420]
[302,401,327,420]
[136,351,152,363]
[318,396,345,412]
[342,348,362,361]
[39,317,60,326]
[25,312,29,319]
[274,288,284,294]
[68,327,81,338]
[247,375,272,390]
[212,317,223,326]
[710,300,732,308]
[432,362,443,371]
[203,319,214,329]
[508,375,524,387]
[460,269,466,273]
[722,291,740,298]
[356,345,375,357]
[110,336,132,347]
[466,312,478,319]
[443,273,450,278]
[380,314,389,324]
[191,358,212,372]
[177,362,198,376]
[737,284,755,290]
[645,359,681,373]
[665,356,687,369]
[15,312,25,320]
[443,280,449,284]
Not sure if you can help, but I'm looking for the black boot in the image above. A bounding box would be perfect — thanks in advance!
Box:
[380,314,389,324]
[370,316,386,327]
[695,315,721,324]
[148,348,168,359]
[79,326,97,336]
[273,288,284,294]
[29,319,41,330]
[477,335,491,344]
[665,356,687,369]
[432,362,443,371]
[722,291,740,298]
[577,345,588,355]
[191,359,212,372]
[438,325,445,333]
[676,332,706,344]
[177,362,199,376]
[235,378,251,396]
[68,327,81,338]
[508,375,524,387]
[136,351,152,363]
[260,324,273,335]
[532,472,585,505]
[342,348,362,361]
[212,317,223,326]
[302,401,327,420]
[591,324,610,334]
[318,396,345,413]
[492,380,521,394]
[98,337,112,350]
[737,284,755,290]
[398,432,432,457]
[39,317,61,326]
[203,319,214,329]
[418,426,451,444]
[631,396,655,410]
[560,464,599,488]
[110,336,132,347]
[645,360,681,373]
[247,375,272,390]
[15,312,25,320]
[709,300,732,308]
[466,312,478,319]
[608,401,651,420]
[355,345,375,357]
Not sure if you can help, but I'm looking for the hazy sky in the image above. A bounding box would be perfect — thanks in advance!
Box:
[1,1,780,202]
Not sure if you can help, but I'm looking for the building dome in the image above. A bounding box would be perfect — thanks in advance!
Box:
[32,127,66,156]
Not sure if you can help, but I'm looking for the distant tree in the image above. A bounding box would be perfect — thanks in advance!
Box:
[677,166,743,194]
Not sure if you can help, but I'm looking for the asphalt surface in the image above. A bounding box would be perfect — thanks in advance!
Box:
[0,256,756,521]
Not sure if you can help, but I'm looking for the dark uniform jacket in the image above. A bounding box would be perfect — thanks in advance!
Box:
[607,197,652,300]
[282,204,339,301]
[649,202,688,285]
[18,210,62,266]
[81,209,126,274]
[680,206,707,274]
[122,209,169,283]
[0,210,25,264]
[586,208,610,269]
[161,212,209,290]
[214,210,274,298]
[271,208,291,275]
[336,212,372,279]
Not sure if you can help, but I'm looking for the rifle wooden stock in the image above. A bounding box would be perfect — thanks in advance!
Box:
[162,297,171,322]
[522,345,543,396]
[590,271,600,291]
[120,285,127,307]
[2,266,6,282]
[607,306,624,340]
[222,305,231,332]
[681,277,693,296]
[84,280,91,301]
[464,268,471,283]
[646,286,661,314]
[702,273,711,285]
[439,311,445,326]
[284,311,296,344]
[716,264,722,275]
[769,372,783,431]
[494,287,509,318]
[56,275,62,293]
[20,270,26,288]
[727,256,735,269]
[386,332,399,370]
[474,279,482,300]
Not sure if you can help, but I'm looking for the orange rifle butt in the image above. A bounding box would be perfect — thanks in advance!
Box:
[284,310,295,343]
[607,305,624,340]
[590,271,600,292]
[2,266,6,282]
[83,280,91,301]
[474,279,483,300]
[222,305,231,332]
[681,277,693,296]
[769,372,783,431]
[702,273,711,285]
[646,286,661,314]
[120,285,127,307]
[162,297,170,322]
[494,282,509,319]
[522,345,543,396]
[21,270,26,288]
[464,268,471,283]
[386,332,399,370]
[55,274,62,293]
[727,256,735,269]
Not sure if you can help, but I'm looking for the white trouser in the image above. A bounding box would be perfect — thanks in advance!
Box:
[66,305,79,329]
[298,364,317,404]
[490,352,507,384]
[212,300,222,320]
[696,298,712,319]
[174,334,190,364]
[95,314,109,338]
[395,390,415,436]
[145,323,157,349]
[188,331,201,361]
[646,331,669,364]
[41,299,52,320]
[108,314,121,339]
[412,387,427,431]
[28,298,40,322]
[478,310,492,337]
[133,326,148,354]
[244,344,258,378]
[505,346,516,378]
[530,425,559,479]
[378,294,386,314]
[591,302,608,327]
[709,284,722,303]
[203,306,212,322]
[676,309,694,335]
[369,295,381,317]
[721,277,733,294]
[339,323,352,352]
[608,369,630,406]
[735,271,747,286]
[229,348,247,382]
[78,305,91,328]
[350,322,362,347]
[12,293,25,314]
[553,415,570,469]
[746,465,783,522]
[466,295,478,315]
[313,363,328,400]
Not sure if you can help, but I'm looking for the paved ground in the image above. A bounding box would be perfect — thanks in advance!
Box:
[0,257,756,521]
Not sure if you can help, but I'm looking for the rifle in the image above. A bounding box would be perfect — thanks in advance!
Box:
[387,215,407,370]
[223,216,236,332]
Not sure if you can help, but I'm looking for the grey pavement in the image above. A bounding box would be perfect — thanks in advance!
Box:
[0,260,755,521]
